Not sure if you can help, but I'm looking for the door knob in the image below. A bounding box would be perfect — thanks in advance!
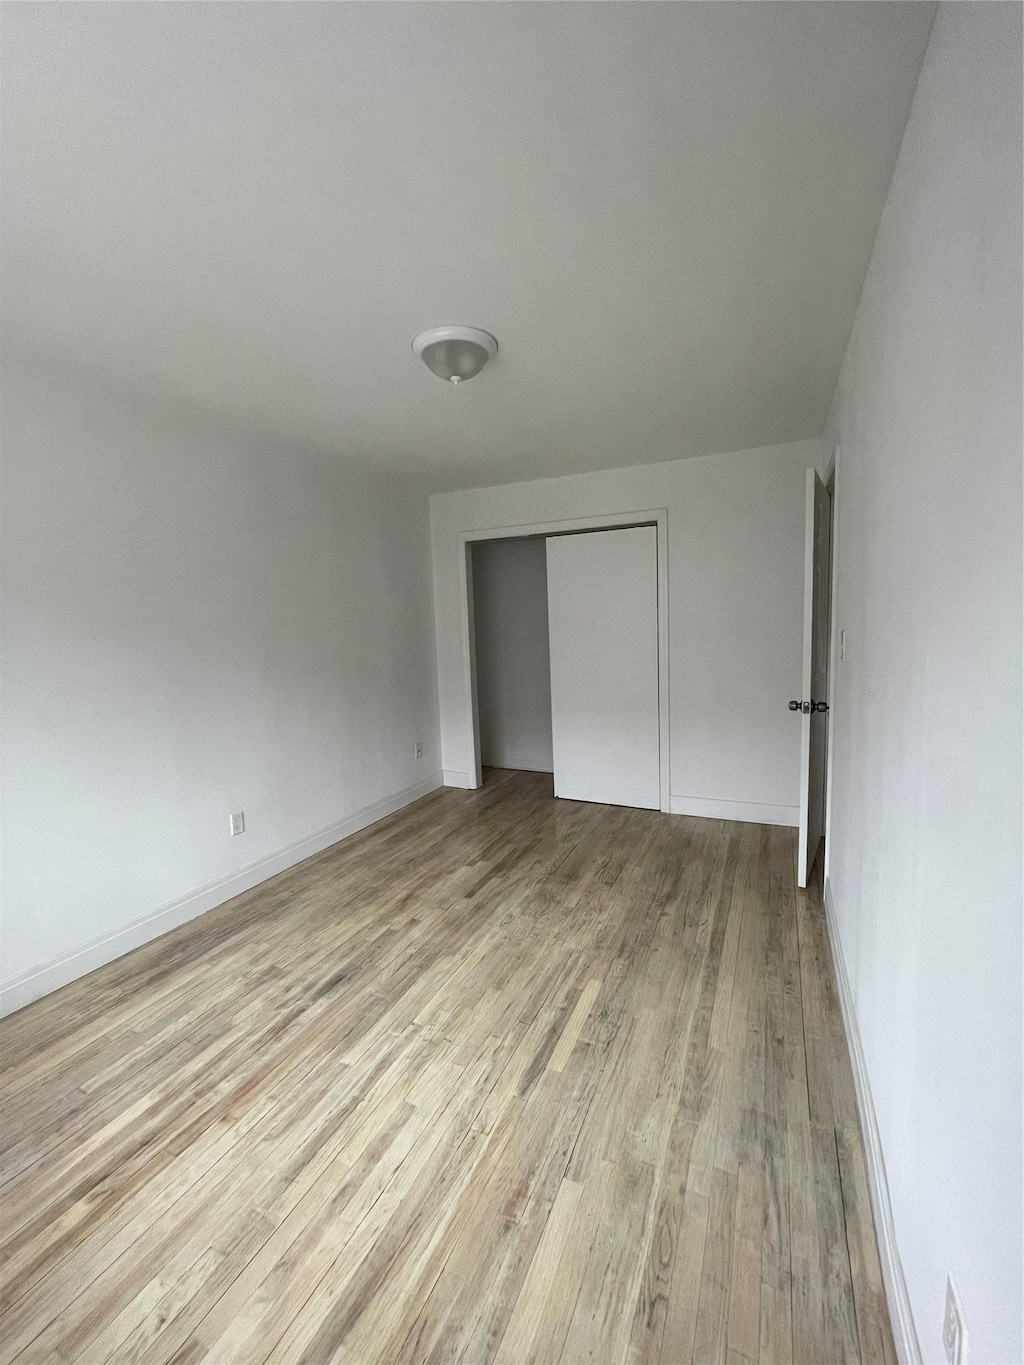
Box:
[812,700,829,713]
[788,700,810,713]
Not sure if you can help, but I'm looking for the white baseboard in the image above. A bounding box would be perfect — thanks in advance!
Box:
[442,769,475,788]
[669,793,799,827]
[823,878,923,1365]
[0,773,442,1018]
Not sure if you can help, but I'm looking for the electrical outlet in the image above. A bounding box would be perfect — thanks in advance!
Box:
[414,742,423,760]
[230,811,245,837]
[943,1276,966,1365]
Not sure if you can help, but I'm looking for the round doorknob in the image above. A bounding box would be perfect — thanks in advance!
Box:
[812,700,829,713]
[788,700,801,711]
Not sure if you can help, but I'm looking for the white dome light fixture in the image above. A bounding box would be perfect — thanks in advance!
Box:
[412,326,498,385]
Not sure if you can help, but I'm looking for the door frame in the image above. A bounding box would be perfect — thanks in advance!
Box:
[456,508,671,812]
[823,447,840,885]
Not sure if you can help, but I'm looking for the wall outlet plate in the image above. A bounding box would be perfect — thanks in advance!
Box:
[230,811,245,837]
[943,1276,966,1365]
[414,742,423,760]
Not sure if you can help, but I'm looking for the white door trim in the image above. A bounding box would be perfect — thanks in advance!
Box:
[823,446,840,885]
[456,508,671,812]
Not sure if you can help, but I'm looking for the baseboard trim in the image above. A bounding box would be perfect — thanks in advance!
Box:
[442,769,475,788]
[823,878,923,1365]
[669,793,799,827]
[0,772,443,1018]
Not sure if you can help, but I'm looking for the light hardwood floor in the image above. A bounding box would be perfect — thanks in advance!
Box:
[0,769,896,1365]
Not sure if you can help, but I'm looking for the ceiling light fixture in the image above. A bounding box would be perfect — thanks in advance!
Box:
[412,326,498,385]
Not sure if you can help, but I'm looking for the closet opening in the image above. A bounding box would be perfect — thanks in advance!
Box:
[471,536,554,782]
[462,512,670,812]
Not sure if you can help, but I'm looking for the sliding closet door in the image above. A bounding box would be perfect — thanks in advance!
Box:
[546,526,660,810]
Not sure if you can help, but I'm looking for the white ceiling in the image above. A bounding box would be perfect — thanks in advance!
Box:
[1,2,934,490]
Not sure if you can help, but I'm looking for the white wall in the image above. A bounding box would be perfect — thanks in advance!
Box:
[823,6,1022,1363]
[1,360,441,1010]
[432,439,822,823]
[471,538,553,773]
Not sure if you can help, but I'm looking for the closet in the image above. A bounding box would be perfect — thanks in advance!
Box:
[472,525,661,811]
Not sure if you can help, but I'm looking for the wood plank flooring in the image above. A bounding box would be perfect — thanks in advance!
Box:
[0,769,896,1364]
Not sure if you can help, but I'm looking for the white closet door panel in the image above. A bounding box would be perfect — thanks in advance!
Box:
[546,526,660,810]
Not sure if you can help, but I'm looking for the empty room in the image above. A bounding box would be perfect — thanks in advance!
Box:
[1,4,1021,1364]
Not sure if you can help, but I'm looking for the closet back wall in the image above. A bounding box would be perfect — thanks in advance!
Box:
[471,538,553,774]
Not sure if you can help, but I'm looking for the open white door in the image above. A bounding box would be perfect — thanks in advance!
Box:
[795,469,831,887]
[546,526,660,810]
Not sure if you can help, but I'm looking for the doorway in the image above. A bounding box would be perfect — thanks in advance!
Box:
[471,536,553,777]
[796,464,836,887]
[460,510,671,811]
